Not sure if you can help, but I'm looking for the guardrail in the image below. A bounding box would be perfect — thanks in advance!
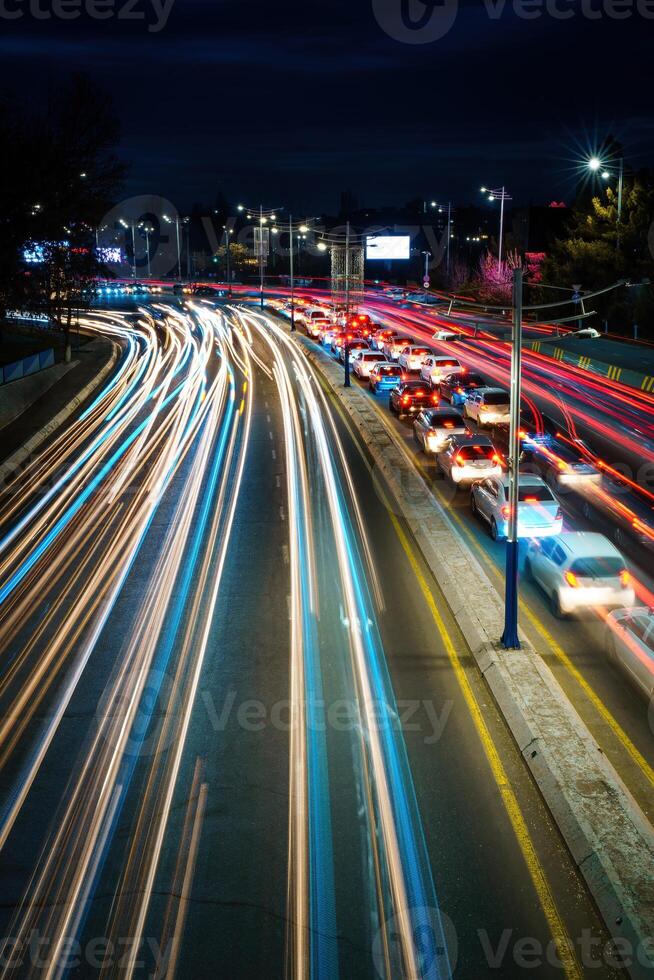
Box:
[0,348,55,386]
[527,340,654,393]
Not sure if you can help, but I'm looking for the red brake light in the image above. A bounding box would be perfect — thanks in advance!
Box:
[501,504,511,518]
[620,570,631,587]
[564,571,579,588]
[454,454,465,467]
[416,390,425,398]
[524,496,538,504]
[456,387,464,394]
[402,394,411,405]
[444,422,454,428]
[431,393,439,403]
[492,453,502,465]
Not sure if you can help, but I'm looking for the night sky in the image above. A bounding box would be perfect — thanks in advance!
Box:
[1,0,652,213]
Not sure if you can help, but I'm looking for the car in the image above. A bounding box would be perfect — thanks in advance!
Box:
[306,315,331,339]
[519,433,602,489]
[524,532,635,618]
[398,345,434,373]
[413,408,468,454]
[439,371,486,405]
[571,327,600,339]
[319,324,339,347]
[384,336,416,361]
[389,381,439,418]
[339,339,369,363]
[369,363,403,393]
[435,434,503,485]
[372,328,396,351]
[193,285,215,297]
[353,351,388,379]
[432,329,459,341]
[470,475,563,541]
[604,608,654,699]
[463,387,511,427]
[344,312,374,335]
[420,355,462,386]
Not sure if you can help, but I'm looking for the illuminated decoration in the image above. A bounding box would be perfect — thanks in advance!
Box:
[22,241,70,264]
[365,235,411,260]
[96,246,122,264]
[331,243,364,311]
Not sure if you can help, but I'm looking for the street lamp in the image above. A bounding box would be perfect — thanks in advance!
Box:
[426,200,454,276]
[586,155,625,250]
[480,185,512,272]
[222,225,233,296]
[139,222,154,278]
[237,203,281,309]
[163,213,182,282]
[119,218,137,278]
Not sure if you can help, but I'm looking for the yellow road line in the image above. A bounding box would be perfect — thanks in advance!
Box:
[385,499,583,980]
[309,360,581,978]
[355,385,654,795]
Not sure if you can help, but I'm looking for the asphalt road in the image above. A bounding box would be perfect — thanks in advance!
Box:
[0,300,626,979]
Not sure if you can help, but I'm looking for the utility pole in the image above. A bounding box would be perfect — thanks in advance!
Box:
[259,205,265,309]
[224,226,232,297]
[344,221,351,387]
[446,201,452,276]
[617,157,624,252]
[175,217,182,281]
[289,213,296,331]
[501,268,523,650]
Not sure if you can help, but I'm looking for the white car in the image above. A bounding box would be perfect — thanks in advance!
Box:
[605,608,654,699]
[436,435,503,485]
[413,408,468,454]
[432,329,458,342]
[471,475,563,541]
[306,315,330,338]
[398,345,433,373]
[420,355,462,386]
[383,335,415,361]
[572,327,600,339]
[464,387,510,427]
[524,532,635,618]
[353,351,388,379]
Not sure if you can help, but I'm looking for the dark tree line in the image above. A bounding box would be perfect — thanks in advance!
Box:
[0,74,126,358]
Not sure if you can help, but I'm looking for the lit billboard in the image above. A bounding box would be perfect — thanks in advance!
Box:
[365,236,411,260]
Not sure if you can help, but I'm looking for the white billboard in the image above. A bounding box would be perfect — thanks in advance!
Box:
[366,236,411,260]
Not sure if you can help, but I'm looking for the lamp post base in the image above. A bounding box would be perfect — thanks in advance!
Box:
[501,538,521,649]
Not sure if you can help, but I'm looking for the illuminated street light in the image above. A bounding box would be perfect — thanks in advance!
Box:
[480,184,512,271]
[588,157,602,172]
[586,154,625,249]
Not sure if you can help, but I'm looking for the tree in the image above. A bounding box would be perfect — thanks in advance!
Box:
[0,74,126,357]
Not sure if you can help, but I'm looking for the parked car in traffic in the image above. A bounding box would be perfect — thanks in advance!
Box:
[352,351,388,379]
[604,607,654,699]
[470,474,563,541]
[439,371,486,405]
[398,345,433,373]
[369,363,403,393]
[524,532,635,618]
[463,387,511,427]
[435,434,503,485]
[420,355,462,386]
[413,408,468,454]
[389,381,439,418]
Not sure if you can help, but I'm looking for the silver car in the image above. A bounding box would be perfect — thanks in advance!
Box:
[605,607,654,699]
[413,409,468,455]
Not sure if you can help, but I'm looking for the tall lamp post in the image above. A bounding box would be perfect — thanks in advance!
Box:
[480,185,512,272]
[501,268,523,649]
[588,155,625,251]
[119,218,137,278]
[139,222,154,278]
[222,225,233,296]
[237,203,280,309]
[427,201,454,277]
[163,213,182,281]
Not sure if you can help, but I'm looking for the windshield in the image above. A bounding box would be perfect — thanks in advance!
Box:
[484,392,509,406]
[569,557,626,578]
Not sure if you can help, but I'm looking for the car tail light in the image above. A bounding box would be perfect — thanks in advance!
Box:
[431,392,439,404]
[416,390,425,398]
[444,422,454,428]
[620,570,631,587]
[555,507,563,520]
[402,395,411,405]
[456,387,464,395]
[454,454,465,467]
[492,453,502,465]
[564,571,579,588]
[524,496,538,504]
[501,504,511,519]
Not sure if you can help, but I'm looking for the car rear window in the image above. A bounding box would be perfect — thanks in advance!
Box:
[457,446,494,460]
[518,486,555,502]
[464,374,485,386]
[569,557,626,578]
[436,359,460,368]
[483,392,509,405]
[412,348,431,355]
[432,414,463,427]
[378,365,401,376]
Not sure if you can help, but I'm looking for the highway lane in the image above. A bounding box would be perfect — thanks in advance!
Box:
[297,314,654,824]
[0,299,623,979]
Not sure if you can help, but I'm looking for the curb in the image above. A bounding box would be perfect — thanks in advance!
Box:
[0,339,121,490]
[296,333,654,979]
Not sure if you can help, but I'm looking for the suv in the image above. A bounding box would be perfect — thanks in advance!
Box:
[389,381,439,418]
[413,409,468,454]
[464,388,510,427]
